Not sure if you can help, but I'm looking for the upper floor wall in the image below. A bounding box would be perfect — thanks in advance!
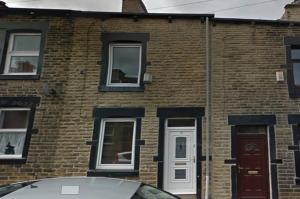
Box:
[0,11,210,108]
[212,19,300,112]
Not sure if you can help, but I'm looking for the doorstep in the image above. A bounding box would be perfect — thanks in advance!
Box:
[177,195,197,199]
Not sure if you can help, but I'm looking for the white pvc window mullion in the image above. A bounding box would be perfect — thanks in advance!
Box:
[0,108,30,111]
[0,129,27,133]
[9,52,39,56]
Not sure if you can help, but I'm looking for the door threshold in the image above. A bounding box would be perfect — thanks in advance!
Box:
[176,194,197,199]
[170,191,196,195]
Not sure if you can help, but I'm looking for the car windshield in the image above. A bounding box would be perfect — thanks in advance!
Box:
[131,185,179,199]
[0,181,36,198]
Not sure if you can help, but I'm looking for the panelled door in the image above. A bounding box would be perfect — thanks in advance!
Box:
[164,126,196,194]
[237,133,270,199]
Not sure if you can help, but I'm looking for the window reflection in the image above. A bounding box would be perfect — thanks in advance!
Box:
[175,137,186,159]
[293,63,300,86]
[109,45,141,84]
[175,169,186,180]
[101,121,134,165]
[0,109,30,157]
[13,35,41,51]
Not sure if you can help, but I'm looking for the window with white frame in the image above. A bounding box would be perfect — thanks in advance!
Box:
[4,33,41,75]
[0,108,30,159]
[97,118,136,170]
[107,44,142,87]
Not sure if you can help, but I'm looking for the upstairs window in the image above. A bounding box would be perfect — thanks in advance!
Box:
[284,37,300,98]
[0,22,48,80]
[107,44,142,87]
[0,108,30,159]
[100,32,149,92]
[4,33,41,75]
[291,46,300,86]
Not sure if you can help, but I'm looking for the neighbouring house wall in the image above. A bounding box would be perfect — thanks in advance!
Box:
[212,21,300,199]
[0,15,74,183]
[282,3,300,21]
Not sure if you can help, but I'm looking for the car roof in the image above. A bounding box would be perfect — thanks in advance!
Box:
[2,176,141,199]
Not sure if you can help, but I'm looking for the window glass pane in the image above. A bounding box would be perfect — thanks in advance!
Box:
[236,125,266,134]
[111,46,140,84]
[101,121,134,164]
[175,169,186,179]
[168,119,195,127]
[291,49,300,60]
[0,133,26,155]
[175,137,186,158]
[293,63,300,86]
[9,56,38,73]
[13,34,41,51]
[0,110,29,129]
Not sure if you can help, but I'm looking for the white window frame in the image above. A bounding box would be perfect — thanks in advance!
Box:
[96,118,136,170]
[0,108,30,159]
[4,33,41,75]
[106,43,142,87]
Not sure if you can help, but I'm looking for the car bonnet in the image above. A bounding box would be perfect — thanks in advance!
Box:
[1,177,141,199]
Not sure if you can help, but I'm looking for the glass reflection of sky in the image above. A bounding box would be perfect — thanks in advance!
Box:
[112,46,140,78]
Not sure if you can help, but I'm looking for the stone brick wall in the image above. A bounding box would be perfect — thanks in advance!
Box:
[0,13,207,195]
[2,11,300,199]
[211,21,300,198]
[54,17,207,185]
[282,4,300,21]
[0,15,74,183]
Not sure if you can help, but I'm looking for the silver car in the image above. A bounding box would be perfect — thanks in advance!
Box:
[0,177,180,199]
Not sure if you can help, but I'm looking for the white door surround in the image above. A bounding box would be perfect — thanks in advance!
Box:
[163,120,197,195]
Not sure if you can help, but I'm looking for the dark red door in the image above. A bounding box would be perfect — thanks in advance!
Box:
[237,134,270,199]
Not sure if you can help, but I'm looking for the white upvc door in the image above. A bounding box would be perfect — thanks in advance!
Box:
[164,127,196,195]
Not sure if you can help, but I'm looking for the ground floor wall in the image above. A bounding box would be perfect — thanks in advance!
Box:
[1,100,300,199]
[212,113,300,199]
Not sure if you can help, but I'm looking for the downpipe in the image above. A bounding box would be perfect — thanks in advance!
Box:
[204,16,211,199]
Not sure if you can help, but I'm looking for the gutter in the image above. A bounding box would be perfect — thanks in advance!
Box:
[0,7,214,19]
[204,16,211,199]
[214,17,300,26]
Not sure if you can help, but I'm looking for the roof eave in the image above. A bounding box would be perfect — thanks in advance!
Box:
[0,7,214,19]
[214,17,300,26]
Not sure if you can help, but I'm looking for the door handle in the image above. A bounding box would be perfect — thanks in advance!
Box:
[193,156,196,163]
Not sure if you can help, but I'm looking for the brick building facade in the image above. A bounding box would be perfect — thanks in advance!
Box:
[0,0,300,198]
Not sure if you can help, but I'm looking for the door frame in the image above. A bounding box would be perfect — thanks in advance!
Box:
[228,115,280,199]
[156,107,205,198]
[163,124,197,194]
[236,132,270,199]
